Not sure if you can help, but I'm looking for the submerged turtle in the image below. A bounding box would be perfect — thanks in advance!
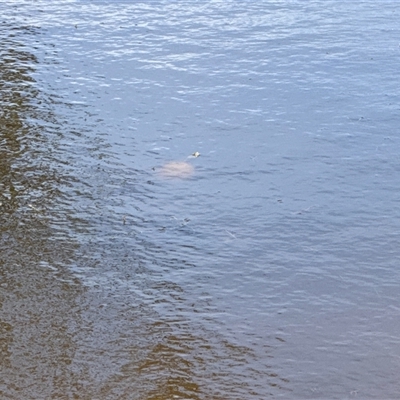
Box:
[157,152,200,179]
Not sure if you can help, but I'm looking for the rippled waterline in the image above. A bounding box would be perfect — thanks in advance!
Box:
[1,1,400,399]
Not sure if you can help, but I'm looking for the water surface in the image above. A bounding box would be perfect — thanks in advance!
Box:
[1,1,400,399]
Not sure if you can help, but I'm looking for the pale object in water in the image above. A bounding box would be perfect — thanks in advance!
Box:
[157,151,200,179]
[158,161,194,179]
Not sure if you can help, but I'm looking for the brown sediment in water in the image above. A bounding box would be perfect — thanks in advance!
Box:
[158,161,194,179]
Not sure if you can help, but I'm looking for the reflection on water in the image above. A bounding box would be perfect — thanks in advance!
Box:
[1,1,400,399]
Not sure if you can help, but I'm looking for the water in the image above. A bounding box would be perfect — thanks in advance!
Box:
[1,1,400,398]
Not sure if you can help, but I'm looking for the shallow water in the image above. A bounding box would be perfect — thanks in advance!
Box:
[1,1,400,399]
